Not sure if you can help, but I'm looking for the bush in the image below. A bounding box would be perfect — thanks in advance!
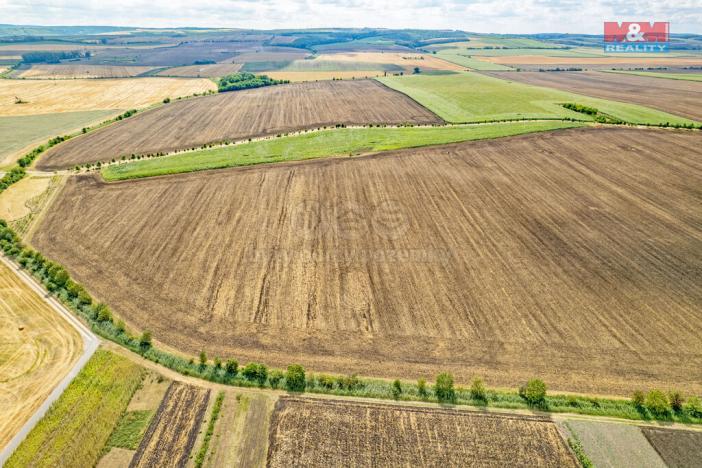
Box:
[199,351,207,367]
[632,390,645,408]
[225,359,238,375]
[316,374,335,389]
[646,390,669,416]
[435,373,455,403]
[242,362,268,385]
[269,370,284,389]
[337,374,362,391]
[470,377,487,402]
[669,390,684,413]
[684,396,702,418]
[392,379,402,399]
[520,379,547,406]
[139,331,152,349]
[285,364,305,392]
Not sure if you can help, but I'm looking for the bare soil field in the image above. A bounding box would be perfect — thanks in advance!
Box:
[32,127,702,395]
[13,64,155,79]
[37,80,441,170]
[642,427,702,468]
[482,55,702,67]
[0,259,82,450]
[486,71,702,121]
[282,52,466,72]
[265,70,388,81]
[130,382,210,468]
[156,63,242,78]
[267,397,577,467]
[0,77,216,116]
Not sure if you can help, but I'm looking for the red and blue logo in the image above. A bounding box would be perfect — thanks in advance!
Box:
[604,22,669,53]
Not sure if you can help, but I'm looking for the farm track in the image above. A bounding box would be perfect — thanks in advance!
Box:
[267,397,578,467]
[36,79,443,170]
[486,70,702,121]
[130,382,210,468]
[32,126,702,396]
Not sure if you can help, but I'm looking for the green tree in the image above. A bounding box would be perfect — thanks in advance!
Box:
[520,379,547,406]
[435,373,456,403]
[242,362,268,385]
[139,331,152,349]
[213,357,222,369]
[199,351,207,367]
[632,390,645,408]
[269,370,284,389]
[225,359,238,376]
[668,390,684,413]
[646,390,669,416]
[417,378,428,399]
[684,396,702,418]
[392,379,402,400]
[470,377,487,402]
[285,364,306,392]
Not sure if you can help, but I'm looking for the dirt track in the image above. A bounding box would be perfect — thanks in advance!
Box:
[486,71,702,121]
[32,127,702,396]
[36,80,442,170]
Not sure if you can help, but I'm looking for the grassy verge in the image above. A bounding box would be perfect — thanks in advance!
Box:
[377,72,698,126]
[603,69,702,82]
[565,422,594,468]
[5,350,144,468]
[193,392,225,468]
[101,120,583,180]
[105,410,154,450]
[0,220,699,427]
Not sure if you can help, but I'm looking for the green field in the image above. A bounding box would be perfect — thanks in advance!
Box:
[433,52,513,70]
[377,72,696,125]
[604,70,702,82]
[102,120,583,181]
[0,110,117,166]
[448,48,601,57]
[6,350,144,468]
[105,410,154,450]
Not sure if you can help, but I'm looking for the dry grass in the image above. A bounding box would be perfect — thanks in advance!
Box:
[37,80,441,170]
[0,77,216,116]
[14,64,155,79]
[486,71,702,121]
[96,448,135,468]
[32,127,702,396]
[130,382,210,468]
[126,373,170,412]
[265,70,388,81]
[641,427,702,468]
[0,259,83,449]
[0,176,51,220]
[156,63,242,78]
[267,397,578,467]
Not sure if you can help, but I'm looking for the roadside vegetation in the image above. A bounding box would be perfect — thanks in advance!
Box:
[377,72,698,126]
[5,350,144,468]
[217,72,289,92]
[101,120,582,180]
[603,69,702,82]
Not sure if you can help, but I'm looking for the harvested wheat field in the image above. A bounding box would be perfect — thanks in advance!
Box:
[487,71,702,121]
[13,64,155,79]
[32,127,702,395]
[641,427,702,468]
[265,70,388,81]
[284,52,466,72]
[157,63,242,78]
[130,382,210,468]
[0,259,82,449]
[36,80,441,170]
[481,55,702,67]
[0,77,216,116]
[267,397,577,467]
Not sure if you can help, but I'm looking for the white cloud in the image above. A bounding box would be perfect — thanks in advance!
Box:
[1,0,700,34]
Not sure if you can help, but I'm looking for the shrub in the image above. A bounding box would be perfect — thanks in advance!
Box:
[520,379,547,406]
[684,396,702,418]
[225,359,238,375]
[435,373,455,403]
[213,357,221,369]
[337,374,362,391]
[285,364,305,392]
[470,377,487,402]
[139,331,152,349]
[242,362,268,385]
[646,390,669,416]
[392,379,402,399]
[269,370,284,389]
[632,390,645,408]
[668,390,684,413]
[199,351,207,367]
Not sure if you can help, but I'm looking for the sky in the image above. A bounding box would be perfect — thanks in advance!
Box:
[1,0,701,34]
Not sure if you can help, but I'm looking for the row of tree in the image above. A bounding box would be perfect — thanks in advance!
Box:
[217,72,289,93]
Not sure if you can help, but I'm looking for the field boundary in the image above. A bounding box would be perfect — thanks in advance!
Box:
[0,254,100,465]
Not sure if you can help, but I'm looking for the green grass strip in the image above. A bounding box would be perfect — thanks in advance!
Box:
[565,422,595,468]
[105,410,154,450]
[603,70,702,82]
[102,120,583,180]
[193,391,225,468]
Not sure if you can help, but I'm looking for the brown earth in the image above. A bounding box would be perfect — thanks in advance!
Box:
[36,79,442,170]
[267,397,578,467]
[130,382,210,468]
[641,427,702,468]
[156,63,242,78]
[32,127,702,396]
[486,70,702,121]
[482,55,702,67]
[14,64,155,79]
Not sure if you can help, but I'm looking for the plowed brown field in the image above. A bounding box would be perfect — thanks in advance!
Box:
[130,382,209,468]
[32,127,702,395]
[267,397,578,467]
[486,71,702,121]
[36,80,442,170]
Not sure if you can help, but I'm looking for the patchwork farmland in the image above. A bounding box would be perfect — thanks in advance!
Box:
[487,70,702,121]
[36,79,442,170]
[11,64,156,79]
[31,127,702,396]
[267,398,578,466]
